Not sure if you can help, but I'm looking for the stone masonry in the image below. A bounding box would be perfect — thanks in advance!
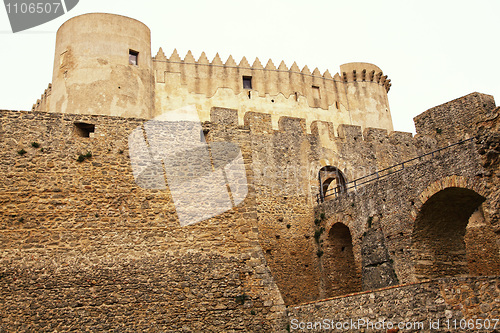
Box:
[1,11,500,333]
[1,92,500,331]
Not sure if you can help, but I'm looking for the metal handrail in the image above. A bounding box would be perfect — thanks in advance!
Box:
[317,137,474,203]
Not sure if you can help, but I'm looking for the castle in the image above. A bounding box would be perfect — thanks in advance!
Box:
[1,13,500,332]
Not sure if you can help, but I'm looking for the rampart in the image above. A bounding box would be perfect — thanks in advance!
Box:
[6,12,500,332]
[153,49,392,101]
[2,94,500,331]
[315,132,499,288]
[153,49,394,132]
[0,109,288,331]
[286,106,500,330]
[0,102,438,326]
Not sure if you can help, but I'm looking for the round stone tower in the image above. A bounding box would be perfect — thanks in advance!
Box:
[49,13,154,119]
[339,62,393,132]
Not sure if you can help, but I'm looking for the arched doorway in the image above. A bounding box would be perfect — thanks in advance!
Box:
[411,187,494,280]
[318,166,347,201]
[322,223,361,297]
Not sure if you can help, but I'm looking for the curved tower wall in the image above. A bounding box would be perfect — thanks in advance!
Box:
[340,62,393,132]
[49,13,154,118]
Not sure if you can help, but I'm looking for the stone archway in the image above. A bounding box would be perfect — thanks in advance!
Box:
[322,223,361,297]
[411,185,500,280]
[319,166,347,201]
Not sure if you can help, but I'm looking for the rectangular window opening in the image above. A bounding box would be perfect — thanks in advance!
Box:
[243,76,252,89]
[312,85,321,99]
[129,49,139,66]
[74,122,95,138]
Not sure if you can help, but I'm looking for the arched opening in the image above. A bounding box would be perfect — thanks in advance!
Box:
[322,223,361,297]
[319,166,347,201]
[411,187,494,280]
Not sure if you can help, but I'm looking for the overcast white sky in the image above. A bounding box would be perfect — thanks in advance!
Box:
[1,0,499,133]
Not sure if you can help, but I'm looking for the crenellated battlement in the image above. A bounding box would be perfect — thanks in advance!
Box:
[153,48,394,133]
[153,49,391,111]
[209,106,413,148]
[153,47,392,92]
[339,62,391,91]
[153,48,391,92]
[31,83,51,112]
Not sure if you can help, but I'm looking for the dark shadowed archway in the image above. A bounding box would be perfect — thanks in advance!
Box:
[322,223,361,297]
[319,166,347,201]
[411,187,488,280]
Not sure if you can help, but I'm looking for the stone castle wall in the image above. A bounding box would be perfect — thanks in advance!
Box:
[153,50,394,133]
[314,136,500,292]
[0,99,445,329]
[6,93,496,312]
[8,65,500,331]
[233,108,441,305]
[0,109,288,331]
[414,92,496,146]
[32,13,395,134]
[286,102,500,332]
[288,276,500,332]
